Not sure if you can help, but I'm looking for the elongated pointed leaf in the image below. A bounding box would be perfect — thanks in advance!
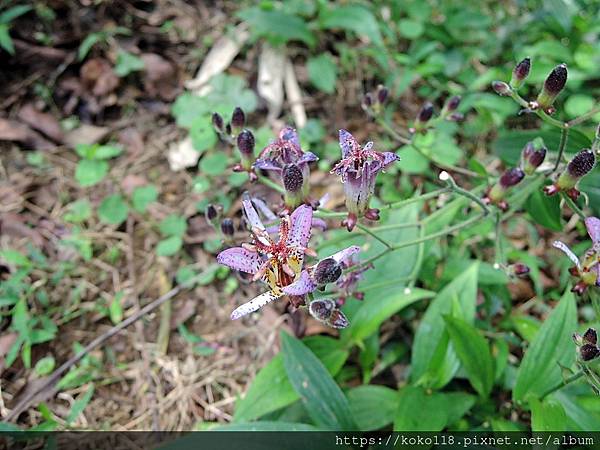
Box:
[281,331,356,430]
[513,289,577,403]
[347,385,399,431]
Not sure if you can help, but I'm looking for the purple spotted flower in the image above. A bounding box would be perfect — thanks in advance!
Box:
[331,130,400,231]
[254,127,318,210]
[553,217,600,295]
[335,253,373,304]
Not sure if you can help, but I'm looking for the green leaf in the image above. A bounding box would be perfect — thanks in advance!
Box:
[398,19,424,39]
[34,356,56,376]
[215,421,317,431]
[307,54,337,94]
[199,152,229,176]
[75,160,108,186]
[158,214,187,237]
[530,397,567,431]
[109,292,124,324]
[66,384,95,424]
[190,119,218,153]
[64,199,92,223]
[0,5,33,24]
[411,263,479,388]
[444,316,495,397]
[0,24,14,54]
[156,236,182,257]
[525,188,562,231]
[565,94,595,119]
[393,386,447,431]
[234,336,348,422]
[554,390,600,431]
[98,194,129,225]
[0,422,21,432]
[281,332,356,430]
[350,288,434,343]
[513,289,577,403]
[579,167,600,216]
[0,249,31,267]
[347,385,399,431]
[76,143,123,160]
[131,185,158,213]
[114,50,145,77]
[238,7,315,47]
[171,93,207,128]
[319,5,383,46]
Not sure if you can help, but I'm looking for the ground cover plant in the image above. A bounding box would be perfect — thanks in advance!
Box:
[0,0,600,436]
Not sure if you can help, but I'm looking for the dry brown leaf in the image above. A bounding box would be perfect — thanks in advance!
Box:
[80,58,119,97]
[64,124,110,148]
[18,104,65,143]
[0,118,54,150]
[141,53,178,100]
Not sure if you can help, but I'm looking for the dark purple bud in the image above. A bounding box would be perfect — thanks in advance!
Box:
[511,263,530,277]
[584,328,598,346]
[236,129,255,156]
[327,309,350,329]
[212,113,224,132]
[567,149,596,179]
[282,163,304,193]
[309,298,335,322]
[417,102,434,122]
[521,141,546,174]
[446,95,461,112]
[363,93,373,107]
[220,218,234,237]
[448,112,464,122]
[231,107,245,130]
[510,57,531,88]
[205,204,218,222]
[537,64,567,108]
[376,85,389,104]
[580,344,600,361]
[492,81,512,96]
[313,258,342,285]
[499,167,525,188]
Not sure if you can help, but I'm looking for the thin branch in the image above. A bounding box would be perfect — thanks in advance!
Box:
[539,370,584,400]
[553,126,570,172]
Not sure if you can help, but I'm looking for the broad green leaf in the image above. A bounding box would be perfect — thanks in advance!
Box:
[75,143,122,160]
[64,199,92,223]
[0,5,32,24]
[511,315,541,343]
[98,194,129,225]
[199,152,228,176]
[444,316,495,397]
[350,288,434,342]
[530,397,567,431]
[190,119,218,153]
[579,167,600,216]
[525,189,562,231]
[411,263,479,388]
[67,384,95,424]
[565,94,595,118]
[75,160,108,186]
[159,214,187,237]
[0,249,31,267]
[393,386,447,431]
[238,7,316,47]
[398,19,424,39]
[156,236,182,257]
[34,356,55,376]
[215,421,317,431]
[554,391,600,431]
[281,332,356,430]
[347,385,399,431]
[131,185,158,213]
[513,289,577,403]
[109,292,124,324]
[307,54,337,94]
[0,24,14,54]
[114,50,145,77]
[234,336,348,422]
[319,5,383,46]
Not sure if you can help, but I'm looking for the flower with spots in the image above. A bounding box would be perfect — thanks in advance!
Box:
[254,127,318,210]
[331,129,399,231]
[553,216,600,295]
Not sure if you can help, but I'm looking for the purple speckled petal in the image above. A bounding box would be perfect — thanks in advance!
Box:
[329,245,361,264]
[297,151,319,165]
[311,218,328,231]
[282,270,317,296]
[553,240,581,269]
[230,290,281,320]
[242,196,265,231]
[585,217,600,244]
[280,127,300,147]
[217,247,262,274]
[339,129,357,158]
[317,193,330,208]
[288,204,313,249]
[253,158,282,172]
[252,197,277,221]
[382,151,400,168]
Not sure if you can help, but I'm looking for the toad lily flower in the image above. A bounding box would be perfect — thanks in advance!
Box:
[254,127,318,210]
[282,246,361,296]
[553,216,600,295]
[217,199,315,320]
[331,129,400,231]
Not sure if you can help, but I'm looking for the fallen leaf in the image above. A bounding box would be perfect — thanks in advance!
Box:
[0,118,54,150]
[284,58,307,128]
[167,136,199,171]
[118,127,144,156]
[258,44,285,122]
[80,58,119,97]
[141,53,178,100]
[64,124,109,148]
[18,103,64,143]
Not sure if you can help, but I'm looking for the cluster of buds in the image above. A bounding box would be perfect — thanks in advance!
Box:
[361,85,389,116]
[483,167,525,211]
[543,149,596,200]
[492,57,531,96]
[205,203,236,244]
[553,217,600,295]
[574,328,600,362]
[213,107,258,181]
[410,96,463,134]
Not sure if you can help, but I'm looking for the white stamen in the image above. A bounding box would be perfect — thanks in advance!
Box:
[439,171,450,181]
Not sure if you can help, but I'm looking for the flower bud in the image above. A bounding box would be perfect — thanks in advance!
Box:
[236,129,255,156]
[376,85,389,104]
[417,102,434,123]
[282,163,304,193]
[363,92,373,107]
[220,218,234,237]
[567,149,596,179]
[580,344,600,361]
[212,113,224,132]
[313,258,342,285]
[445,95,461,113]
[309,298,349,329]
[510,57,531,89]
[499,167,525,188]
[205,203,219,223]
[231,107,245,132]
[584,328,598,345]
[492,81,512,96]
[537,64,567,109]
[521,141,547,175]
[510,263,530,278]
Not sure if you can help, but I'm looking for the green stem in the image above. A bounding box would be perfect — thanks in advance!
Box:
[408,223,426,288]
[356,223,393,249]
[375,116,412,144]
[443,174,491,215]
[494,211,504,266]
[539,370,584,400]
[510,91,567,129]
[256,173,285,194]
[561,193,587,220]
[553,126,570,172]
[568,104,600,127]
